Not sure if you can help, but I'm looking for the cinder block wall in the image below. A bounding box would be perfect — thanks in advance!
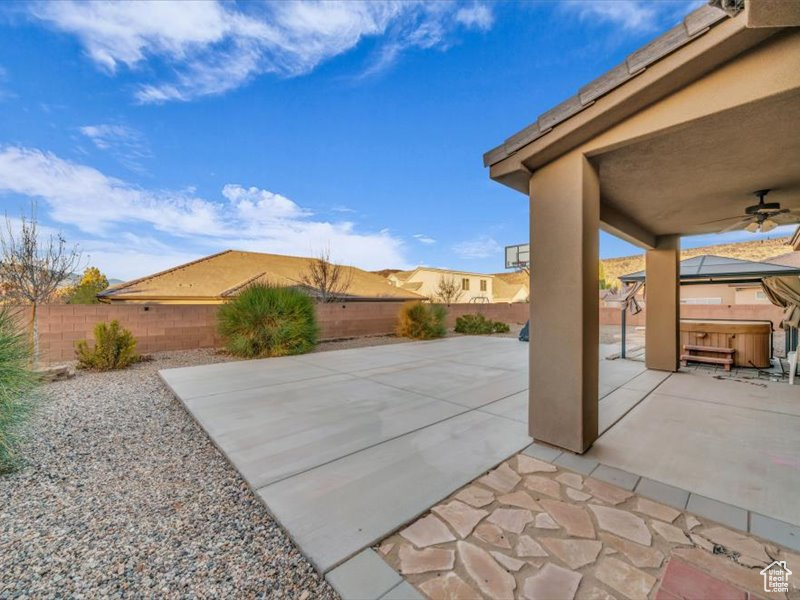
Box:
[17,301,783,362]
[25,301,532,362]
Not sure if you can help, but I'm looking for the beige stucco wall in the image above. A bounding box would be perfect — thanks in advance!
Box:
[679,283,735,305]
[733,286,770,304]
[394,269,494,303]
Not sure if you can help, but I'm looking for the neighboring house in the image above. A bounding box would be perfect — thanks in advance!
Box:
[492,271,530,303]
[385,268,529,303]
[614,255,800,306]
[99,250,424,304]
[386,268,495,303]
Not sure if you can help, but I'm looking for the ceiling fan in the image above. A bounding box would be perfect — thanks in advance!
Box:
[704,189,800,234]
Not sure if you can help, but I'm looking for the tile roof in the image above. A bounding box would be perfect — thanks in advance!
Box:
[100,250,423,301]
[483,4,730,167]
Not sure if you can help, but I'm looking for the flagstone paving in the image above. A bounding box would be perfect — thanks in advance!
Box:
[378,451,799,600]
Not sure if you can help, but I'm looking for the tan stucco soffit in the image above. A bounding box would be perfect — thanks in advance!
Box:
[599,203,656,250]
[486,8,783,194]
[745,0,800,28]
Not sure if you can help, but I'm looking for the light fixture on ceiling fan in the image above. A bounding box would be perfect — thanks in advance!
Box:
[702,189,799,234]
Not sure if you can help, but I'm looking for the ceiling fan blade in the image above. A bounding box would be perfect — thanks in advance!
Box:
[699,215,744,225]
[718,217,752,233]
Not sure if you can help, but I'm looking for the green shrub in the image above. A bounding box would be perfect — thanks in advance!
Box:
[218,284,318,358]
[454,313,511,335]
[396,302,447,340]
[0,308,38,474]
[75,320,139,371]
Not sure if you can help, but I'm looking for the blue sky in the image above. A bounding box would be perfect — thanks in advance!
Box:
[0,0,794,280]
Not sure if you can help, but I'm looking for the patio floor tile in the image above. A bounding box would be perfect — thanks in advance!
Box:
[634,478,689,510]
[478,391,527,423]
[258,410,530,572]
[326,549,402,600]
[749,512,800,552]
[175,373,467,488]
[590,464,640,491]
[686,494,748,532]
[657,558,747,600]
[553,452,599,475]
[522,442,563,463]
[377,446,796,600]
[379,581,425,600]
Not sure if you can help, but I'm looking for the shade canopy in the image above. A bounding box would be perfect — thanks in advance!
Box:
[620,254,800,285]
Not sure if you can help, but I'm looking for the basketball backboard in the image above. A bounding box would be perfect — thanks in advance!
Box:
[505,243,530,269]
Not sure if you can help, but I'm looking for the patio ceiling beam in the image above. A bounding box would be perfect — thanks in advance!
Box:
[600,202,656,250]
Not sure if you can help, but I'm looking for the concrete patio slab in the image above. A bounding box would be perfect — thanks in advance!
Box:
[355,360,527,409]
[177,373,466,488]
[259,410,529,572]
[160,356,337,399]
[161,336,666,580]
[587,371,800,527]
[478,390,527,422]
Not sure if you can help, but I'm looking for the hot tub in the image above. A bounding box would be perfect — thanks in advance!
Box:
[680,319,772,368]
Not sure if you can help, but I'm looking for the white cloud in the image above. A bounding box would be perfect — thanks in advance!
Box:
[561,0,699,33]
[30,0,494,103]
[79,123,151,172]
[0,145,410,278]
[455,4,493,31]
[452,235,500,259]
[413,233,436,245]
[80,124,139,149]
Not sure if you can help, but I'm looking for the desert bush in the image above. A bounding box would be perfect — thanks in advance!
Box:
[75,320,139,371]
[218,284,318,358]
[454,313,511,335]
[0,308,38,474]
[396,302,447,340]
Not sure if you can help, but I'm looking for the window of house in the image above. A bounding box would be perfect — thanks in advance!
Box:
[462,278,470,291]
[480,279,487,292]
[681,297,722,305]
[755,291,766,300]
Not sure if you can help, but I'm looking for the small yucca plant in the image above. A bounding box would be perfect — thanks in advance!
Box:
[218,284,319,358]
[0,308,38,474]
[75,320,139,371]
[396,302,447,340]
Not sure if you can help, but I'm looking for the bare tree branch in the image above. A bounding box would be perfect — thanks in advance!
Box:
[300,247,353,302]
[434,275,463,304]
[0,202,82,361]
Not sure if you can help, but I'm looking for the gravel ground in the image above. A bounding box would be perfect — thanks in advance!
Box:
[1,331,524,598]
[0,349,338,599]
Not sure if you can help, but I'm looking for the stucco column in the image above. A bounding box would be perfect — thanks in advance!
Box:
[645,235,680,371]
[529,153,599,453]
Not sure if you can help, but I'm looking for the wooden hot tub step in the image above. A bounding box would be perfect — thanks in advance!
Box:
[682,344,734,355]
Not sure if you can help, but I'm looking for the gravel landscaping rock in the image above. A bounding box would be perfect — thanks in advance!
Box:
[0,349,338,599]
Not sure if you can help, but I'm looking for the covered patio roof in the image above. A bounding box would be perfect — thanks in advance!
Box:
[483,0,800,454]
[486,3,800,248]
[619,254,800,284]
